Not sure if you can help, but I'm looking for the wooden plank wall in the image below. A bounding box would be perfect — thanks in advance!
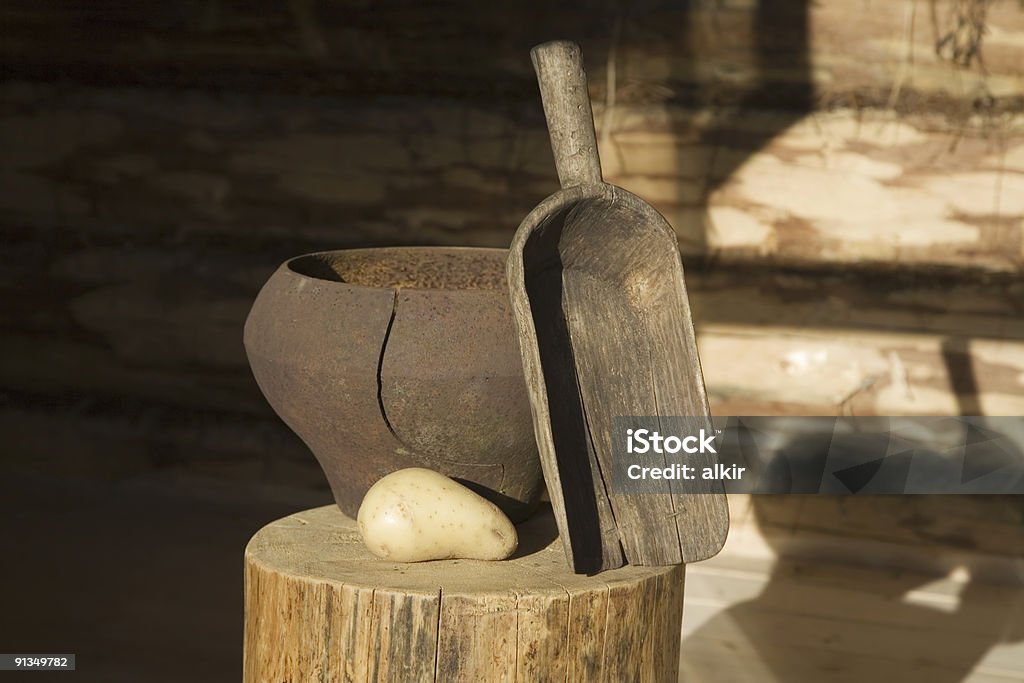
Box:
[1,0,1022,556]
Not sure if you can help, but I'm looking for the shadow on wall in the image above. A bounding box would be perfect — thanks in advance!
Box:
[590,0,813,255]
[943,336,983,416]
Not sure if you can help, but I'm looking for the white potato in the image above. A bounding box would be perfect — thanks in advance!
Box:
[357,468,518,562]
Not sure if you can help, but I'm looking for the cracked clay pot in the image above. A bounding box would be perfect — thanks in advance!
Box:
[243,247,544,522]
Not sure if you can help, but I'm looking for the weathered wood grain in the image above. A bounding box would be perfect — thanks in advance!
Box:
[2,0,1021,105]
[755,494,1024,561]
[608,108,1024,271]
[3,244,1019,419]
[3,256,1020,491]
[2,81,1020,272]
[509,41,728,571]
[721,493,1024,584]
[243,505,686,682]
[563,259,684,566]
[699,325,1024,417]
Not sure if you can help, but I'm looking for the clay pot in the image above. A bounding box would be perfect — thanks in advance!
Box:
[243,247,544,521]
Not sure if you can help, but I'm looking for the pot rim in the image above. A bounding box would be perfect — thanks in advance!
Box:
[282,246,510,293]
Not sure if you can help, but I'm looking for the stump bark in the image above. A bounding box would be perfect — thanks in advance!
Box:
[243,505,686,682]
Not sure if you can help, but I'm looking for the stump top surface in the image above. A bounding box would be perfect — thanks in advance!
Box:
[246,504,680,595]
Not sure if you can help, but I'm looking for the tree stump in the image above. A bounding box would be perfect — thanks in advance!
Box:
[243,505,686,682]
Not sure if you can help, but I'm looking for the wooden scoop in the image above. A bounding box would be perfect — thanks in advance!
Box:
[507,41,729,573]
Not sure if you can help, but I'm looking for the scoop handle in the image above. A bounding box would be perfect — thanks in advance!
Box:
[530,41,603,189]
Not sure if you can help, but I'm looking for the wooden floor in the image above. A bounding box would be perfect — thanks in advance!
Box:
[681,497,1024,682]
[4,473,1023,682]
